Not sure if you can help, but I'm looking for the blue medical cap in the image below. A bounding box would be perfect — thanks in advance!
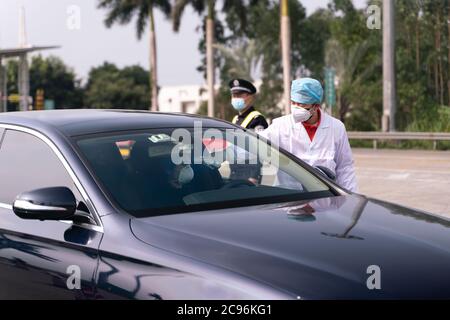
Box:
[291,78,323,104]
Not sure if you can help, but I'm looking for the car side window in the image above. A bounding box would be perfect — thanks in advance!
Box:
[0,129,83,206]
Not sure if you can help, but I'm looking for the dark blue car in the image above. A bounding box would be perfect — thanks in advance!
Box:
[0,110,449,299]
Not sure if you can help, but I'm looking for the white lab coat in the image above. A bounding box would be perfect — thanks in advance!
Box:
[260,111,358,192]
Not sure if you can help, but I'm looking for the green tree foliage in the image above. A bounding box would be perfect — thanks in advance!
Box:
[195,16,227,81]
[210,0,450,134]
[210,0,332,121]
[5,55,82,110]
[98,0,171,39]
[5,60,18,97]
[98,0,172,110]
[197,2,290,121]
[172,0,259,119]
[30,55,83,109]
[84,62,150,109]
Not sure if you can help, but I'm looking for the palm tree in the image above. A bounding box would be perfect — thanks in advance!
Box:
[171,0,215,117]
[171,0,253,118]
[98,0,171,112]
[325,39,381,122]
[213,39,262,118]
[213,39,262,81]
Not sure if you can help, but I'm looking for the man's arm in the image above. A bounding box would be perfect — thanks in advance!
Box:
[334,126,358,192]
[249,115,269,132]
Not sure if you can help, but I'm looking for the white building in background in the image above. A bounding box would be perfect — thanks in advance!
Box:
[158,80,263,114]
[158,85,211,114]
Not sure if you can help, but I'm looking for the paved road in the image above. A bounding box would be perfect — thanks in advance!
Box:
[353,148,450,218]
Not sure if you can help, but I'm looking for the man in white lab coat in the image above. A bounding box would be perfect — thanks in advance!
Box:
[260,78,358,192]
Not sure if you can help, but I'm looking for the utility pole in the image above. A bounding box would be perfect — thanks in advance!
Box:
[0,57,6,112]
[149,5,158,112]
[206,0,215,118]
[18,6,28,49]
[382,0,396,132]
[281,0,291,115]
[18,6,30,111]
[18,54,30,111]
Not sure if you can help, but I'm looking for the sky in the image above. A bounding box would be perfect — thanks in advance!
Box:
[0,0,368,86]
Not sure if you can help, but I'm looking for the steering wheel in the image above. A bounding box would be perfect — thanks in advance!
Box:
[220,179,256,189]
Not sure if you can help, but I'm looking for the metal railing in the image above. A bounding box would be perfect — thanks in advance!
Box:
[347,131,450,150]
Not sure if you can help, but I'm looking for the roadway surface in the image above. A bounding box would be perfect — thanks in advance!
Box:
[353,148,450,218]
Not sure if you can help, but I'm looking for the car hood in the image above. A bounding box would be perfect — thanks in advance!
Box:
[131,194,450,299]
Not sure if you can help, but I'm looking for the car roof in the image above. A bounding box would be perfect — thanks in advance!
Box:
[0,109,235,137]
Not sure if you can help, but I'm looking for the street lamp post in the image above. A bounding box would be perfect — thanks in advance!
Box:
[18,54,30,111]
[382,0,396,132]
[206,0,215,118]
[281,0,291,115]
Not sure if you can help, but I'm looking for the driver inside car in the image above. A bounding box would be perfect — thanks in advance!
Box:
[167,164,195,190]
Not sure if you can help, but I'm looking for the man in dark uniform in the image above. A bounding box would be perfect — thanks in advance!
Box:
[229,79,268,132]
[228,79,267,184]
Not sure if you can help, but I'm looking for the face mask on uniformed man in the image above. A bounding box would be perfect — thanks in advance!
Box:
[231,98,246,111]
[291,105,313,123]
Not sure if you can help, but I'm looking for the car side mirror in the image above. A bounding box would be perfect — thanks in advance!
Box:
[314,166,336,181]
[64,225,96,245]
[13,187,77,221]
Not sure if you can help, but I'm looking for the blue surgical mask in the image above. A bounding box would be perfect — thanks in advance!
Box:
[231,98,246,111]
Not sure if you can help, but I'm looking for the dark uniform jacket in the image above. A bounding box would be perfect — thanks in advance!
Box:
[232,106,268,131]
[230,106,267,182]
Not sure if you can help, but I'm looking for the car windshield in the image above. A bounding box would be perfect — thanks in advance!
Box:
[76,127,334,217]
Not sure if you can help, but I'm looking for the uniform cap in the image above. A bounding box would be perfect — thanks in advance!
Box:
[229,79,257,94]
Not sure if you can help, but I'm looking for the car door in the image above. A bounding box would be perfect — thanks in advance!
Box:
[0,128,102,299]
